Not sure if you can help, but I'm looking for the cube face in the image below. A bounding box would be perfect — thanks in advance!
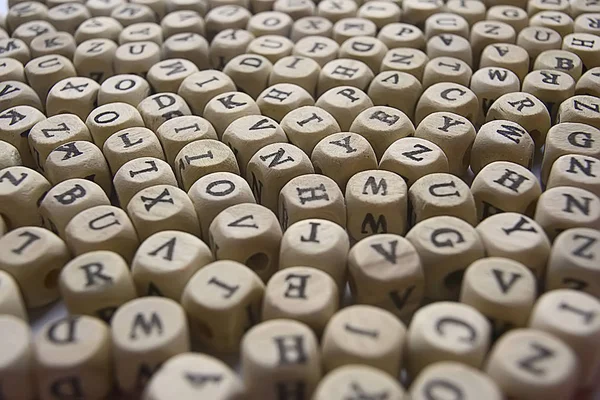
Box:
[0,315,35,400]
[313,365,406,400]
[0,165,51,228]
[280,106,341,155]
[113,157,178,207]
[547,154,600,198]
[314,86,374,132]
[98,74,151,107]
[0,270,27,321]
[103,127,166,173]
[256,83,315,123]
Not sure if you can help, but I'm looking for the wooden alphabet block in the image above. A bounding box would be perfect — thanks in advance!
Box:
[415,82,479,126]
[0,58,26,83]
[332,18,377,45]
[98,74,150,107]
[0,226,70,308]
[367,71,422,121]
[280,106,340,155]
[86,102,145,147]
[422,56,473,89]
[113,157,177,207]
[132,230,212,299]
[0,141,22,171]
[534,186,600,240]
[272,0,314,20]
[103,127,165,173]
[73,39,117,85]
[205,6,251,40]
[241,319,321,400]
[203,91,261,138]
[316,0,356,23]
[0,315,35,400]
[114,41,161,77]
[321,305,406,376]
[315,86,373,131]
[12,21,55,47]
[166,0,208,14]
[111,3,156,27]
[291,16,333,42]
[562,33,600,69]
[425,12,469,39]
[377,22,426,50]
[470,21,517,67]
[0,39,30,64]
[484,329,578,400]
[59,250,136,322]
[314,365,406,400]
[30,31,76,60]
[571,0,600,17]
[47,3,90,34]
[470,66,521,124]
[209,29,255,70]
[426,34,473,67]
[257,83,315,123]
[120,22,163,45]
[546,227,600,297]
[0,105,43,167]
[0,270,27,320]
[25,55,77,103]
[402,0,443,27]
[547,154,600,197]
[34,316,112,400]
[470,120,535,174]
[575,14,600,36]
[138,93,191,132]
[410,362,503,400]
[292,36,339,67]
[488,5,529,33]
[46,77,99,120]
[476,212,551,279]
[557,94,600,130]
[162,33,210,71]
[0,166,50,228]
[338,37,387,77]
[533,50,582,82]
[209,203,282,281]
[406,302,491,377]
[445,0,487,26]
[65,205,140,262]
[147,59,199,94]
[479,42,530,82]
[522,69,576,121]
[161,10,205,38]
[155,116,216,170]
[111,297,190,394]
[247,11,293,37]
[223,54,273,99]
[247,35,294,64]
[177,70,236,117]
[74,16,123,44]
[528,0,570,16]
[530,11,574,38]
[6,2,48,34]
[408,173,478,226]
[269,56,320,99]
[143,353,244,400]
[381,48,429,81]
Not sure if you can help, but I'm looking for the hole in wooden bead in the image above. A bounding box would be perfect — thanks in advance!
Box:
[245,252,270,272]
[443,269,465,293]
[44,269,61,289]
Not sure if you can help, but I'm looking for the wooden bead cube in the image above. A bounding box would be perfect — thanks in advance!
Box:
[247,11,293,37]
[137,93,191,132]
[576,66,600,97]
[406,216,485,301]
[0,38,30,64]
[348,234,424,320]
[114,41,161,77]
[0,270,27,320]
[425,12,469,39]
[280,106,340,155]
[247,35,294,64]
[86,102,144,147]
[223,54,273,99]
[205,6,251,40]
[203,91,261,138]
[113,157,177,207]
[380,48,428,81]
[103,127,165,173]
[98,74,150,107]
[534,186,600,240]
[321,304,406,376]
[479,42,530,82]
[522,69,576,121]
[39,178,110,238]
[241,319,321,400]
[547,154,600,197]
[34,315,112,400]
[0,141,22,171]
[317,0,357,24]
[290,16,333,42]
[209,29,255,70]
[533,49,582,81]
[476,212,551,279]
[572,0,600,17]
[29,113,92,172]
[316,87,373,132]
[47,3,90,34]
[529,289,600,388]
[146,59,198,94]
[484,329,578,400]
[269,56,320,98]
[445,0,486,25]
[0,80,42,113]
[377,22,426,50]
[333,18,377,47]
[471,161,541,221]
[367,71,422,121]
[188,171,255,241]
[59,250,136,323]
[530,11,574,38]
[557,94,600,130]
[562,33,600,69]
[470,21,517,67]
[546,227,600,296]
[337,36,387,76]
[74,17,123,44]
[402,0,443,27]
[161,10,205,38]
[470,120,535,174]
[0,226,70,308]
[162,33,210,71]
[111,3,156,27]
[0,315,35,400]
[406,302,491,377]
[409,362,503,400]
[314,365,406,400]
[45,76,99,120]
[0,105,45,168]
[488,5,529,33]
[24,55,77,103]
[0,58,26,83]
[143,353,244,400]
[426,34,473,67]
[177,70,235,117]
[422,56,472,89]
[132,230,212,299]
[6,2,48,34]
[528,0,570,16]
[156,116,217,170]
[11,21,55,48]
[30,31,76,60]
[408,173,477,226]
[279,218,349,291]
[257,83,315,123]
[0,166,50,228]
[73,39,118,84]
[415,82,479,126]
[470,66,521,123]
[293,36,339,67]
[65,205,140,262]
[111,297,190,394]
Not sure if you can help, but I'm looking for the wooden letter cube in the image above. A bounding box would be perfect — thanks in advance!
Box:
[137,93,191,132]
[86,102,145,148]
[314,365,406,400]
[547,154,600,197]
[0,105,45,168]
[113,157,178,207]
[103,127,166,173]
[279,106,341,156]
[45,77,100,121]
[156,115,217,169]
[0,270,27,320]
[0,315,35,400]
[98,74,150,107]
[0,166,50,228]
[203,91,261,138]
[315,86,373,131]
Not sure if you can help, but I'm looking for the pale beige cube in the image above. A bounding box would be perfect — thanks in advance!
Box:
[333,18,377,45]
[247,35,294,64]
[425,13,469,39]
[377,22,426,50]
[40,179,110,238]
[0,166,50,228]
[86,102,144,147]
[557,94,600,130]
[269,56,320,97]
[367,71,422,121]
[291,16,333,42]
[0,58,26,83]
[113,157,177,207]
[345,170,408,241]
[156,116,217,170]
[547,154,600,197]
[410,362,503,400]
[34,316,112,400]
[47,3,90,34]
[161,10,205,38]
[0,39,30,64]
[256,83,314,122]
[523,69,576,121]
[6,2,48,34]
[0,226,70,308]
[426,34,473,67]
[273,0,314,20]
[114,41,161,76]
[379,137,449,187]
[210,29,255,70]
[533,49,582,80]
[534,186,600,240]
[111,297,190,394]
[0,270,27,320]
[530,11,574,38]
[484,328,578,400]
[138,93,191,132]
[247,11,293,37]
[471,161,542,221]
[576,66,600,97]
[528,0,570,16]
[338,36,387,76]
[111,3,156,26]
[409,173,477,226]
[98,74,150,107]
[59,250,136,322]
[116,20,162,45]
[488,5,529,33]
[402,0,443,26]
[414,111,475,175]
[166,0,209,14]
[86,0,125,17]
[0,106,46,168]
[357,1,400,29]
[241,319,321,400]
[143,353,244,400]
[470,21,517,66]
[575,13,600,35]
[0,80,41,113]
[188,171,255,241]
[25,54,76,103]
[162,33,210,71]
[30,31,76,60]
[422,56,473,89]
[103,127,165,173]
[471,120,535,174]
[178,70,236,116]
[471,66,520,124]
[460,257,537,337]
[223,54,273,99]
[415,82,479,126]
[479,42,530,81]
[74,17,123,44]
[546,227,600,297]
[205,6,251,40]
[348,234,424,320]
[203,91,261,138]
[133,0,167,19]
[12,21,56,48]
[65,205,140,262]
[445,0,486,25]
[407,216,485,301]
[45,141,112,196]
[314,365,406,400]
[562,33,600,69]
[209,203,282,281]
[476,212,551,279]
[317,59,373,98]
[280,106,340,155]
[0,141,22,171]
[406,302,491,377]
[317,0,357,23]
[132,230,212,299]
[73,39,117,84]
[321,305,406,376]
[315,86,373,132]
[0,315,35,400]
[293,36,339,67]
[380,48,428,82]
[572,0,600,17]
[146,59,198,94]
